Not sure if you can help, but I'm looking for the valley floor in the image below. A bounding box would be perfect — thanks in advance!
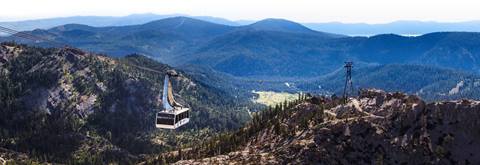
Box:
[252,91,298,107]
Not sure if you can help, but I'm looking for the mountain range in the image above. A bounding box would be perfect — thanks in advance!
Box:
[4,14,480,36]
[304,20,480,36]
[3,16,480,101]
[0,13,239,32]
[3,17,480,77]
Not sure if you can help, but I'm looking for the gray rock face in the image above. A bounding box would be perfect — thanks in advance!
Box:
[179,89,480,164]
[316,89,480,164]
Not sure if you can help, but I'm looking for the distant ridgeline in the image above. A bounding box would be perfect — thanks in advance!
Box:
[2,17,480,78]
[0,42,253,163]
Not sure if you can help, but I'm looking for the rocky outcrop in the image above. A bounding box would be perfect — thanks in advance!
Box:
[306,90,480,164]
[179,89,480,164]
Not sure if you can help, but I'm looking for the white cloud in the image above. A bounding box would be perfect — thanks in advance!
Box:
[1,0,479,23]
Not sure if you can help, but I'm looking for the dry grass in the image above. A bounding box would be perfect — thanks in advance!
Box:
[252,91,298,106]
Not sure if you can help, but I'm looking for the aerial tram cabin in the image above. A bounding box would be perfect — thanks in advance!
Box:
[155,73,190,129]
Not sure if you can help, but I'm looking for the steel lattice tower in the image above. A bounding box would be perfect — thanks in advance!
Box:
[343,62,353,104]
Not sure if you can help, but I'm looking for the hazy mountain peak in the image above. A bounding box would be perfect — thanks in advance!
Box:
[145,16,194,23]
[248,18,315,33]
[49,23,95,31]
[368,33,406,38]
[142,16,229,28]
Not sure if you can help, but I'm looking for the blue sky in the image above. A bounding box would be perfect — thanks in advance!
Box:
[1,0,479,23]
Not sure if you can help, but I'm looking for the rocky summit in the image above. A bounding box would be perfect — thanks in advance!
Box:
[176,89,480,164]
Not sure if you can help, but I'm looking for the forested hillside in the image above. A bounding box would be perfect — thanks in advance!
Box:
[298,64,480,101]
[183,63,480,102]
[0,42,251,163]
